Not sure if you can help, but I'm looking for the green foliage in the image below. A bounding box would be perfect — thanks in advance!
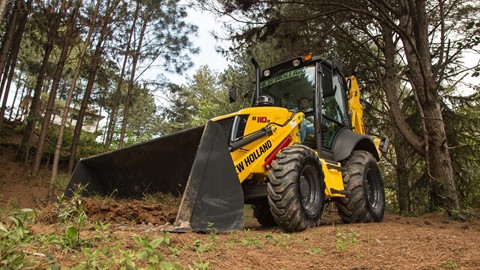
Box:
[160,66,246,135]
[336,229,359,251]
[117,249,137,270]
[190,240,211,270]
[443,91,480,209]
[124,86,164,145]
[74,247,112,270]
[0,209,35,269]
[7,0,199,156]
[53,192,88,250]
[191,239,212,253]
[133,233,170,262]
[443,207,477,221]
[31,123,103,167]
[240,235,263,247]
[189,260,210,270]
[207,223,218,248]
[439,259,459,270]
[264,232,291,249]
[307,247,323,254]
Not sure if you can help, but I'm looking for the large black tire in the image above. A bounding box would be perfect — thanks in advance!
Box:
[251,202,276,227]
[336,150,385,223]
[267,145,325,232]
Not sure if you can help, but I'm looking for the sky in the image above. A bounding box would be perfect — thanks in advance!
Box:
[161,7,230,85]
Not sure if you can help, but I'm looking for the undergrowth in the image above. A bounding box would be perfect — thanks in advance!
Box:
[0,191,204,269]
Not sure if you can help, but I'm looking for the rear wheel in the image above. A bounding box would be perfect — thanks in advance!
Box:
[267,145,325,232]
[251,202,276,227]
[336,150,385,223]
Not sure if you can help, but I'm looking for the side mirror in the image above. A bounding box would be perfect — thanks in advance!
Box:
[332,58,343,73]
[229,88,237,103]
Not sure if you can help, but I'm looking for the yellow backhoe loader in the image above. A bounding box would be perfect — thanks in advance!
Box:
[65,55,388,232]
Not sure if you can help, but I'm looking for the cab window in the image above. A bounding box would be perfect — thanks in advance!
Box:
[321,66,347,149]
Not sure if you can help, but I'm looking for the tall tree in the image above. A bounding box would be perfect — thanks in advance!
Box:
[103,0,139,151]
[8,73,23,120]
[53,0,102,190]
[122,85,162,144]
[108,0,198,149]
[118,1,150,148]
[0,0,19,85]
[68,0,116,172]
[0,0,30,130]
[0,0,10,25]
[19,0,63,164]
[159,65,247,134]
[32,0,80,175]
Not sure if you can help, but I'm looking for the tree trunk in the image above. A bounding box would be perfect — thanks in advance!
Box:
[0,0,10,25]
[380,1,460,212]
[422,100,459,211]
[400,0,459,211]
[18,43,53,164]
[0,52,13,126]
[67,0,113,172]
[0,1,19,91]
[32,1,78,175]
[104,0,139,151]
[118,10,149,148]
[0,38,21,128]
[0,0,28,130]
[18,0,60,165]
[8,73,22,120]
[393,134,413,214]
[50,0,104,198]
[14,80,26,120]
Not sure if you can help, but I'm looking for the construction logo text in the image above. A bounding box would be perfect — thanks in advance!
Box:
[235,140,272,173]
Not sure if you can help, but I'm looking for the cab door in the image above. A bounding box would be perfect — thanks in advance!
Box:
[316,63,349,159]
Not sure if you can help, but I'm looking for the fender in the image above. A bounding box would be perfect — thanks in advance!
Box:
[331,127,380,162]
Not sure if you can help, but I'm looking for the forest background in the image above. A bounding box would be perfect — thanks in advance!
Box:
[0,0,479,216]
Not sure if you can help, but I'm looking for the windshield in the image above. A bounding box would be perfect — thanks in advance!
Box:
[259,66,316,113]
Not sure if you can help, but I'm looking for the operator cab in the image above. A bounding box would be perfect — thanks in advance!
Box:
[257,55,350,157]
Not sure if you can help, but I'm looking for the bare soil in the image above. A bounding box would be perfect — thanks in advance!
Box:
[1,126,480,269]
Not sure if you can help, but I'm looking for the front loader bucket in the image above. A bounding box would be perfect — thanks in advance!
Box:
[65,121,244,232]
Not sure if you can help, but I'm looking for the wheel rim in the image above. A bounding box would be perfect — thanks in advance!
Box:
[365,168,380,209]
[298,164,322,218]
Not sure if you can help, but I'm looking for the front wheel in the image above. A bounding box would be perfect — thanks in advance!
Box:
[267,145,325,232]
[336,150,385,223]
[251,202,276,227]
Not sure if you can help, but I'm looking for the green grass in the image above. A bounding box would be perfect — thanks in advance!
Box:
[336,229,359,251]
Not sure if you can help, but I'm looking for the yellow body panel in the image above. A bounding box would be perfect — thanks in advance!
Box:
[213,106,346,198]
[347,76,365,135]
[320,159,345,198]
[214,107,303,183]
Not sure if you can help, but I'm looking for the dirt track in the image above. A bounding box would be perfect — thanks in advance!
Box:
[1,140,480,269]
[32,206,480,269]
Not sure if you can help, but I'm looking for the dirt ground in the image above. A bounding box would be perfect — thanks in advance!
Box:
[1,127,480,269]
